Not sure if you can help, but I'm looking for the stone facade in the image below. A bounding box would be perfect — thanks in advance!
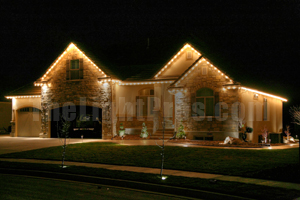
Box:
[7,42,284,141]
[40,47,112,138]
[173,62,240,140]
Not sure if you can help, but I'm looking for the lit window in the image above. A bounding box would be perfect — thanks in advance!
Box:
[192,88,219,117]
[264,98,268,121]
[136,88,154,117]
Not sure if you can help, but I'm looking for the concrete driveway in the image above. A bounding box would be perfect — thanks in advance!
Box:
[0,135,103,155]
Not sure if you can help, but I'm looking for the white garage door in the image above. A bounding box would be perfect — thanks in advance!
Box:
[17,107,41,137]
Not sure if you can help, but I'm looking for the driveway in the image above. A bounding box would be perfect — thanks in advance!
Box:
[0,135,102,155]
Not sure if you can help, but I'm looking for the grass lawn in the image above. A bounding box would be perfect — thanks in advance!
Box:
[1,161,300,200]
[1,142,299,182]
[0,174,183,200]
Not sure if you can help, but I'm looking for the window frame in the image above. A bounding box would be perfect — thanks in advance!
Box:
[192,88,219,118]
[66,59,83,81]
[136,88,154,118]
[263,98,268,121]
[186,51,193,60]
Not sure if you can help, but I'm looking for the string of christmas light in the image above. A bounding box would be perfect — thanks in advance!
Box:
[40,43,107,82]
[6,95,41,99]
[154,43,201,78]
[174,57,233,87]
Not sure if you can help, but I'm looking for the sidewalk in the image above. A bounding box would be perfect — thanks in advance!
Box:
[1,158,299,191]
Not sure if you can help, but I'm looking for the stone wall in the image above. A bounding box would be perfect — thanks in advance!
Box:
[174,62,240,140]
[40,47,112,138]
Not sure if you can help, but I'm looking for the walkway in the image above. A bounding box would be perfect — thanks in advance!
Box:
[0,158,299,191]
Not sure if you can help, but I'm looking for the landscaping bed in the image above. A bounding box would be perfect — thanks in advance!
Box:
[112,134,150,140]
[168,139,284,148]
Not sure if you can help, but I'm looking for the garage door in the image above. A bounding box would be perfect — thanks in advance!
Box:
[17,107,41,137]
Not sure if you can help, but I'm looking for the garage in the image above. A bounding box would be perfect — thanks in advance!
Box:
[17,107,41,137]
[50,105,102,138]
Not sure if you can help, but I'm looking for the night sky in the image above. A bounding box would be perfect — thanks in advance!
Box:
[1,1,300,126]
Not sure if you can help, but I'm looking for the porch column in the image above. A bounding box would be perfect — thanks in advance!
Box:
[10,98,16,137]
[10,110,15,137]
[153,83,162,133]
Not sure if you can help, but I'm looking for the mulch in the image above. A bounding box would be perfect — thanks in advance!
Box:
[111,135,288,148]
[112,134,150,140]
[168,139,284,148]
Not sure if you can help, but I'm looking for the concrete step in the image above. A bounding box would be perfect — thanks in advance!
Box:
[150,129,174,139]
[150,135,174,139]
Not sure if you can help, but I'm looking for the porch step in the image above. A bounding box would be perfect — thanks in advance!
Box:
[150,129,174,139]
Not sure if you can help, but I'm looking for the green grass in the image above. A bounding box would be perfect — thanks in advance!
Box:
[1,142,299,182]
[0,173,183,200]
[0,161,300,200]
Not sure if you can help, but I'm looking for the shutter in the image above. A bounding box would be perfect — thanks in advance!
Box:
[66,60,70,80]
[79,58,83,79]
[214,92,220,117]
[191,92,196,116]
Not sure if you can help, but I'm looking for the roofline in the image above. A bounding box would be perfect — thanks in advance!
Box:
[37,42,108,82]
[240,86,288,102]
[5,95,41,99]
[153,43,202,79]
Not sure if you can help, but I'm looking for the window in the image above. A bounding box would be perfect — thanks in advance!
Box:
[264,98,268,121]
[66,59,83,80]
[136,88,154,117]
[19,107,40,112]
[186,51,193,60]
[202,67,207,75]
[192,88,219,117]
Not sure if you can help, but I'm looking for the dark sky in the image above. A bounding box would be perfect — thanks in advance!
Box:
[1,1,300,123]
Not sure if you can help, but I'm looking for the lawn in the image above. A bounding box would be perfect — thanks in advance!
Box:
[1,161,300,200]
[0,174,183,200]
[1,142,299,182]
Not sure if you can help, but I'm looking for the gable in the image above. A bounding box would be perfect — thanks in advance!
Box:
[171,56,233,88]
[154,43,201,79]
[35,43,108,85]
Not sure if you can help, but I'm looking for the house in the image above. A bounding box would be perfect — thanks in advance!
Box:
[0,102,12,133]
[5,40,287,142]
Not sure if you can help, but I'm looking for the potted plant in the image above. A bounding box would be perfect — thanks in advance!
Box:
[119,123,125,137]
[176,122,186,139]
[140,122,148,138]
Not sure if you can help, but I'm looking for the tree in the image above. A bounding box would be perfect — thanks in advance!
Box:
[261,126,269,144]
[284,125,291,143]
[58,117,71,168]
[290,106,300,125]
[289,106,300,162]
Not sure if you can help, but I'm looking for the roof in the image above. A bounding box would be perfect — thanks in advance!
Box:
[5,35,288,101]
[5,83,41,97]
